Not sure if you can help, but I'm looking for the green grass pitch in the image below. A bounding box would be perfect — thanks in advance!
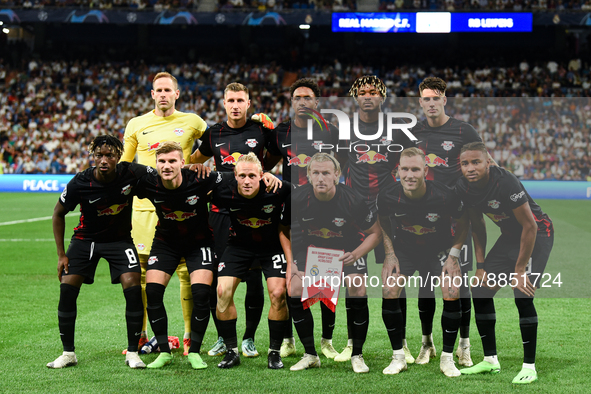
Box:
[0,193,590,393]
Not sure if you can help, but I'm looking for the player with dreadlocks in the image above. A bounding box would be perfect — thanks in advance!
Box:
[337,76,414,366]
[48,134,155,370]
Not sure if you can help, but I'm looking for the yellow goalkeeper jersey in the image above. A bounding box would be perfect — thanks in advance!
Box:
[121,109,207,211]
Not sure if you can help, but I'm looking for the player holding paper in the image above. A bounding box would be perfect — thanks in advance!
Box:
[289,153,382,373]
[456,142,554,384]
[377,147,469,377]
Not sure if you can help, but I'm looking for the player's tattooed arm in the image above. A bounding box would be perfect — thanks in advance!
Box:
[52,202,70,281]
[189,149,211,164]
[443,211,468,279]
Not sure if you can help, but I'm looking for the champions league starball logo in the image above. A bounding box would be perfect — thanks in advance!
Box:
[302,105,418,153]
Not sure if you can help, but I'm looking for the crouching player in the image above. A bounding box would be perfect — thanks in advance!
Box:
[212,153,290,369]
[377,147,469,377]
[135,141,225,369]
[456,142,554,384]
[49,135,150,369]
[289,153,382,373]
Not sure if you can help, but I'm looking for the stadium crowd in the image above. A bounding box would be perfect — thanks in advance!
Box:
[1,58,590,180]
[3,0,591,11]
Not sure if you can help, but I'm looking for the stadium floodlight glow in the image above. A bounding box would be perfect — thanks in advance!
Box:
[299,24,310,30]
[0,21,4,25]
[2,28,9,34]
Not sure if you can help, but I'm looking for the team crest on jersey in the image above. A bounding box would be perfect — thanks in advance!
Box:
[332,218,346,227]
[186,195,199,205]
[312,141,324,150]
[262,204,275,213]
[426,213,440,222]
[245,139,258,148]
[174,128,184,136]
[137,243,146,251]
[121,184,132,195]
[218,262,225,272]
[148,256,158,265]
[488,200,501,209]
[380,137,392,146]
[442,141,454,151]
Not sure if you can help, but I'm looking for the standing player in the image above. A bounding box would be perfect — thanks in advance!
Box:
[191,82,278,359]
[456,142,553,384]
[135,142,224,369]
[48,135,149,369]
[410,76,496,366]
[212,153,290,370]
[340,75,412,363]
[265,78,341,359]
[377,148,468,377]
[121,71,208,355]
[289,153,382,373]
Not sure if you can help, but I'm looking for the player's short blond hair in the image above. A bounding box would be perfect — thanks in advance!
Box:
[307,152,340,185]
[153,72,178,90]
[400,147,426,165]
[224,82,249,99]
[235,152,262,173]
[155,141,183,158]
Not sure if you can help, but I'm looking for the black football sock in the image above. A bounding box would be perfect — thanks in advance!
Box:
[268,319,286,352]
[382,298,403,350]
[459,284,472,339]
[209,275,221,336]
[123,285,144,352]
[283,303,294,339]
[243,269,264,341]
[320,301,336,340]
[289,297,317,356]
[146,283,170,353]
[400,288,407,340]
[58,283,80,352]
[515,295,538,364]
[190,283,210,354]
[441,299,461,353]
[418,296,436,337]
[472,286,498,357]
[218,319,238,350]
[348,297,369,357]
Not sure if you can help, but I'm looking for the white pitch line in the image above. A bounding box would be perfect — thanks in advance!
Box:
[0,213,78,227]
[0,239,54,242]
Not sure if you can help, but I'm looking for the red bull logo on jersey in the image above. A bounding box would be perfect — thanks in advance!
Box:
[147,142,161,151]
[262,204,275,213]
[239,217,272,228]
[356,151,388,165]
[442,141,454,151]
[121,184,132,195]
[485,212,510,223]
[312,141,326,151]
[218,262,225,272]
[163,210,198,221]
[245,139,258,148]
[97,202,129,216]
[308,228,343,239]
[426,213,440,222]
[220,152,243,166]
[148,256,158,265]
[488,200,501,209]
[400,224,437,236]
[186,195,199,205]
[380,137,392,146]
[425,153,449,167]
[137,243,146,252]
[332,218,346,227]
[174,128,184,136]
[288,154,312,167]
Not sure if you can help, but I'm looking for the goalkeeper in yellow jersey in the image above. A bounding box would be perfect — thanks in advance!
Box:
[120,71,207,355]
